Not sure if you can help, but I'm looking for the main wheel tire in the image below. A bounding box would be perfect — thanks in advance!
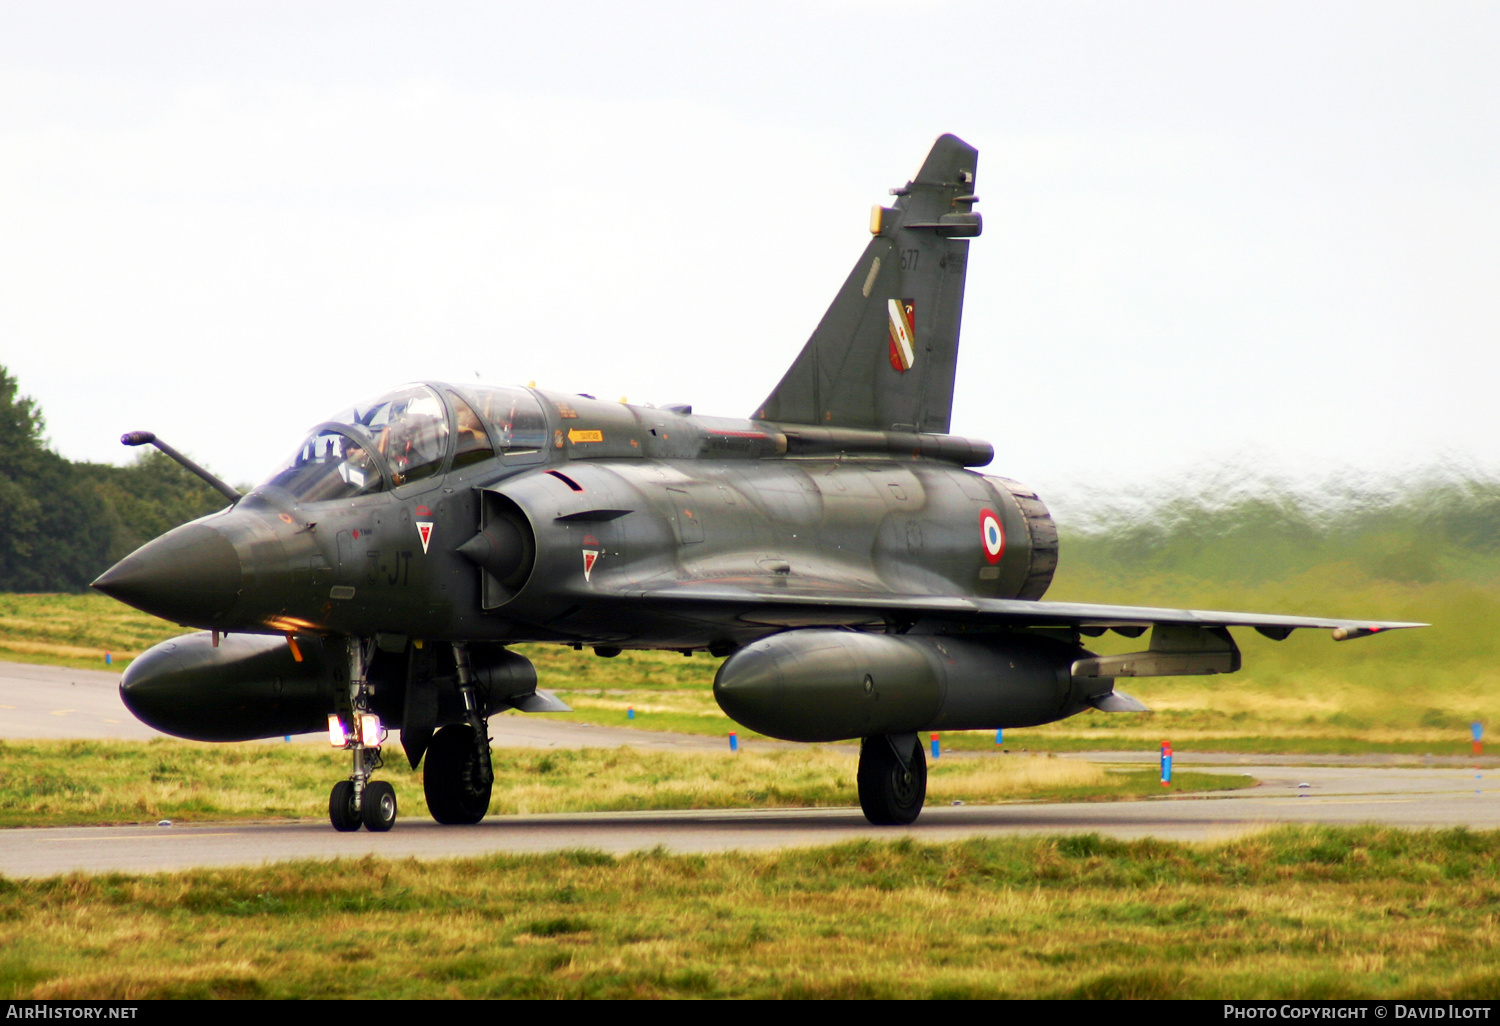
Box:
[857,735,927,826]
[361,780,397,832]
[424,724,493,825]
[329,780,361,832]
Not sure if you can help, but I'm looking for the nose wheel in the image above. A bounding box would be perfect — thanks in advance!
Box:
[329,780,360,832]
[361,781,397,832]
[327,758,397,832]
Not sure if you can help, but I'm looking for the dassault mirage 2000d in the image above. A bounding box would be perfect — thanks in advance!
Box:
[94,134,1423,831]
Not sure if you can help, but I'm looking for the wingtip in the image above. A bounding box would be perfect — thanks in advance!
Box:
[1332,623,1429,641]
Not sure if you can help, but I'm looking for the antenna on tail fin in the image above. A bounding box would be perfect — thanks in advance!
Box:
[756,134,981,433]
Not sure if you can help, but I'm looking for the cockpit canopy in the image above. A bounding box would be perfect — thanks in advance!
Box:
[259,384,548,502]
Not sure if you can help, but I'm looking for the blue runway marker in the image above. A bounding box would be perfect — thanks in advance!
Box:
[931,733,940,759]
[1160,741,1172,787]
[995,728,1003,746]
[729,731,738,752]
[627,707,634,720]
[1474,722,1484,795]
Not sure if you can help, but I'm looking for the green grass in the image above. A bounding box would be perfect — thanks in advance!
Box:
[513,644,717,691]
[0,739,1250,828]
[0,592,180,668]
[1,826,1497,998]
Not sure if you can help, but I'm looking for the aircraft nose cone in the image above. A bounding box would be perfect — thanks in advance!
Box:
[92,522,242,625]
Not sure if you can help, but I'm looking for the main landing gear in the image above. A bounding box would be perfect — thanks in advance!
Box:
[857,733,927,826]
[423,644,495,825]
[326,637,397,833]
[424,724,493,824]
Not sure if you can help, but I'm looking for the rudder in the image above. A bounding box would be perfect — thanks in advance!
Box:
[756,134,981,433]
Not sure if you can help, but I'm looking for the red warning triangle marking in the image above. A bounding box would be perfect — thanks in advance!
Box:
[416,521,434,554]
[582,549,599,582]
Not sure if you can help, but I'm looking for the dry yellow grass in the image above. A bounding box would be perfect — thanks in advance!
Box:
[0,594,175,667]
[926,756,1110,803]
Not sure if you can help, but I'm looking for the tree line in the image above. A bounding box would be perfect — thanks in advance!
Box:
[0,366,231,591]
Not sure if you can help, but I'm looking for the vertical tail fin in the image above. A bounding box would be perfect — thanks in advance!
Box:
[756,134,981,433]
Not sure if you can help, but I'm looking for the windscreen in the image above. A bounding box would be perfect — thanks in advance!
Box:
[260,428,387,502]
[259,384,454,500]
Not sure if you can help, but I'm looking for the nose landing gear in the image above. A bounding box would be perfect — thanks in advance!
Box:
[326,637,398,832]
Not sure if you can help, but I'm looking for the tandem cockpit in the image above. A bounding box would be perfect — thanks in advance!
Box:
[255,384,550,504]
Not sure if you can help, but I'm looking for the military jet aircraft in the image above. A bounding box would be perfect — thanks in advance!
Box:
[93,134,1422,831]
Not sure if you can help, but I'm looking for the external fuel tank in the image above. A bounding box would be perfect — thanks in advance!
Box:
[713,629,1108,743]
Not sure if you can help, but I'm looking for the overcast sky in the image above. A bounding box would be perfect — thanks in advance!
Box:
[1,1,1495,516]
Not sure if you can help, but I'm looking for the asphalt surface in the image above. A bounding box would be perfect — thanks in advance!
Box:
[2,660,1496,878]
[0,659,164,740]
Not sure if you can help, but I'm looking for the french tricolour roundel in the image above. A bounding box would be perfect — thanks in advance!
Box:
[979,509,1004,564]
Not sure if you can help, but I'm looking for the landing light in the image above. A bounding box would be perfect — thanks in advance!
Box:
[327,714,347,747]
[360,713,382,747]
